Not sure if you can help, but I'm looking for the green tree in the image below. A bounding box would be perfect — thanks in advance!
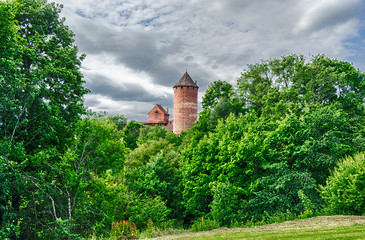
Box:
[320,152,365,215]
[210,182,244,226]
[20,116,128,238]
[127,153,184,222]
[0,0,89,238]
[237,54,365,117]
[128,195,171,230]
[108,114,128,131]
[0,2,24,238]
[138,125,181,146]
[126,125,181,170]
[4,0,89,152]
[202,80,234,109]
[123,121,144,150]
[181,113,271,222]
[199,80,244,132]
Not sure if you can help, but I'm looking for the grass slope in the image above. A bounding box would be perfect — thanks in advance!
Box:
[187,225,365,239]
[151,216,365,240]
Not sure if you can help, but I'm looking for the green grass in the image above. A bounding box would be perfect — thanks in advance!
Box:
[186,224,365,240]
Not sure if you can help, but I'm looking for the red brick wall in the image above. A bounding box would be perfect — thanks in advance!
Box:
[173,86,198,134]
[148,105,169,123]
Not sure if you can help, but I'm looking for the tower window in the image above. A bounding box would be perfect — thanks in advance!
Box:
[155,115,158,118]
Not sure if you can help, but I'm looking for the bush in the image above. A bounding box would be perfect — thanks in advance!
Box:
[128,195,171,230]
[320,152,365,215]
[210,182,244,226]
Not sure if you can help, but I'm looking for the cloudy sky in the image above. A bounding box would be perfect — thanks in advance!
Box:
[55,0,365,122]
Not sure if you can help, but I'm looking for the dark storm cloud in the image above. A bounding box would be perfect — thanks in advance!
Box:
[57,0,364,119]
[71,12,218,91]
[296,0,363,34]
[84,72,173,106]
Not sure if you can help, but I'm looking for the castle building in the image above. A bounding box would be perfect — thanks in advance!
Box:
[147,104,169,124]
[173,72,198,134]
[141,104,173,130]
[142,72,198,134]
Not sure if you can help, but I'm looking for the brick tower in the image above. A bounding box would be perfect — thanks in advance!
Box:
[173,72,198,134]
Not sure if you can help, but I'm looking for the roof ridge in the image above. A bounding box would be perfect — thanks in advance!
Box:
[155,104,169,115]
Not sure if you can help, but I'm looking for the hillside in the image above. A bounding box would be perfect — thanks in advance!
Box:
[151,216,365,240]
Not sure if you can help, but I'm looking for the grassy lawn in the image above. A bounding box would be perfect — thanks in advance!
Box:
[186,224,365,240]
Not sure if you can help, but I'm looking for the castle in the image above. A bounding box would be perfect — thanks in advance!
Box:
[141,72,198,134]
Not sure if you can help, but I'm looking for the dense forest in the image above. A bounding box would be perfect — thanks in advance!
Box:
[1,0,365,239]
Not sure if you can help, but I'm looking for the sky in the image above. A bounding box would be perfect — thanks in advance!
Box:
[55,0,365,122]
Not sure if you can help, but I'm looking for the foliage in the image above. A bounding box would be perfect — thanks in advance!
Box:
[237,54,365,117]
[247,163,318,221]
[127,153,184,220]
[202,80,234,110]
[56,116,127,236]
[2,0,89,152]
[0,146,22,239]
[75,171,129,237]
[0,7,25,237]
[14,116,127,238]
[71,115,127,175]
[125,139,172,170]
[182,100,365,224]
[125,125,181,170]
[123,121,144,150]
[0,1,88,237]
[108,115,128,131]
[198,80,244,132]
[210,182,245,226]
[127,195,171,230]
[138,125,181,147]
[190,217,220,232]
[320,152,365,215]
[181,113,272,222]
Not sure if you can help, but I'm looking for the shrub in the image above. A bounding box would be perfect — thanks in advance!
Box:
[210,182,244,226]
[320,152,365,215]
[128,195,171,230]
[190,217,220,232]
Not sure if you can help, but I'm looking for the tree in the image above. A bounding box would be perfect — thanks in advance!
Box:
[198,80,244,132]
[19,116,128,238]
[202,80,234,110]
[123,121,144,150]
[127,153,184,222]
[0,2,24,238]
[181,102,365,224]
[237,54,365,117]
[181,113,271,222]
[0,0,89,238]
[2,0,89,152]
[137,125,181,147]
[320,152,365,215]
[108,114,128,131]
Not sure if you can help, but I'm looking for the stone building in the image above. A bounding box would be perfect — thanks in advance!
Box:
[142,72,198,134]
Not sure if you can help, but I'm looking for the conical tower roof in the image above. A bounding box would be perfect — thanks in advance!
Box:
[174,72,198,88]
